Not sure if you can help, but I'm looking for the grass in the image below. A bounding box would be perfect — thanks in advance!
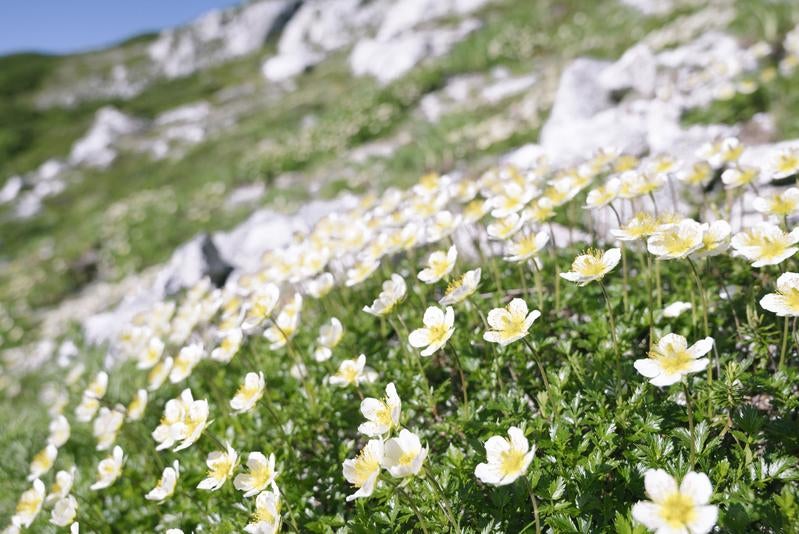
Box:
[2,171,799,531]
[4,3,799,530]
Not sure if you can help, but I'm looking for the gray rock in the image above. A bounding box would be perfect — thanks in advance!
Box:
[148,0,300,79]
[69,107,145,168]
[350,19,480,84]
[0,176,23,204]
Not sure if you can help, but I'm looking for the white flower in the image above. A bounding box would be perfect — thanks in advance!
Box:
[315,317,343,361]
[29,444,57,480]
[752,187,799,217]
[363,274,406,316]
[408,306,456,356]
[488,183,535,218]
[439,268,481,306]
[359,383,401,437]
[694,220,731,258]
[90,446,124,491]
[306,272,335,298]
[12,479,45,528]
[346,258,381,287]
[93,407,125,451]
[173,390,209,452]
[241,284,280,331]
[198,443,238,491]
[418,245,457,284]
[47,415,70,447]
[474,426,535,486]
[231,372,265,413]
[46,468,76,503]
[169,343,204,383]
[487,212,527,240]
[561,248,621,285]
[137,337,165,370]
[146,461,180,502]
[721,165,759,189]
[632,469,717,534]
[382,429,427,478]
[330,354,378,387]
[244,487,282,534]
[585,178,620,209]
[483,298,540,346]
[663,301,692,318]
[760,272,799,317]
[505,231,549,263]
[634,334,714,387]
[211,328,243,363]
[234,452,278,497]
[731,222,799,267]
[342,439,384,501]
[769,147,799,179]
[647,219,704,259]
[147,356,173,390]
[127,389,148,421]
[611,212,660,242]
[50,495,77,527]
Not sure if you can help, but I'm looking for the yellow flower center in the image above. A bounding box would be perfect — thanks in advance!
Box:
[770,196,796,216]
[398,451,417,466]
[375,403,394,428]
[210,457,233,480]
[499,448,526,477]
[236,384,260,401]
[777,154,799,175]
[427,324,450,346]
[16,494,41,515]
[574,251,607,277]
[250,464,273,488]
[759,236,790,261]
[498,315,526,338]
[651,347,692,375]
[339,365,360,385]
[255,506,276,524]
[781,289,799,311]
[430,257,451,277]
[352,450,380,487]
[659,492,697,528]
[660,231,695,256]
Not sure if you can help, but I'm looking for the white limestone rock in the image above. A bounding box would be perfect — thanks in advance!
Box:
[69,107,144,168]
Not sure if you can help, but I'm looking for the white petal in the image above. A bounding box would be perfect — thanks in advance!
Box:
[634,359,662,378]
[680,472,713,505]
[644,469,678,503]
[632,501,664,530]
[687,505,718,533]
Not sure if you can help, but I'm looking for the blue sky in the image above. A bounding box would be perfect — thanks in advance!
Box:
[0,0,243,55]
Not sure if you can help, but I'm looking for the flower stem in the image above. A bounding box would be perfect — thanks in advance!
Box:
[424,470,461,534]
[448,346,469,409]
[525,477,542,534]
[686,257,715,386]
[531,259,544,311]
[598,280,622,383]
[779,315,790,371]
[397,484,431,534]
[683,381,696,468]
[522,337,550,391]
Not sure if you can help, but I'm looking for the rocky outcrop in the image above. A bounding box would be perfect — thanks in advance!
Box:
[69,107,145,168]
[540,31,755,165]
[148,0,300,78]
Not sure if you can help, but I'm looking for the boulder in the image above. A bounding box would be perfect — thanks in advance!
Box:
[349,19,480,84]
[148,0,300,78]
[0,176,23,205]
[69,107,144,168]
[262,48,324,82]
[154,234,233,297]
